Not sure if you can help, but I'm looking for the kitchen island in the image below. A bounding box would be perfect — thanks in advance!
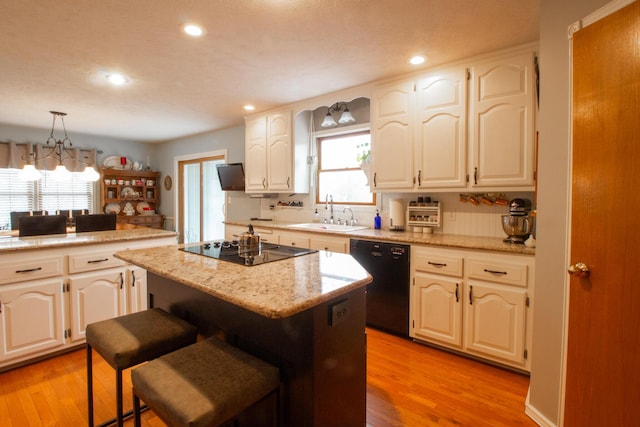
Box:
[114,244,372,427]
[0,227,177,370]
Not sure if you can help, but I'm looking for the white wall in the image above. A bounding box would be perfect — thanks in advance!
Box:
[528,0,609,425]
[154,125,260,228]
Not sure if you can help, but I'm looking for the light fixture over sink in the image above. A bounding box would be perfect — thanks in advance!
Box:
[321,102,356,128]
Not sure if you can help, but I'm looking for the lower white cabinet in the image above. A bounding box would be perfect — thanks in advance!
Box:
[0,236,171,370]
[410,245,534,371]
[68,268,127,343]
[309,236,348,253]
[0,278,65,362]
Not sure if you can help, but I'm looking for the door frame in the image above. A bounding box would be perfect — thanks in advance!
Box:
[561,0,636,424]
[173,149,227,243]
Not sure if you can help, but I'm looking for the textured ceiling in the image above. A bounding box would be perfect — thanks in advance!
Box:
[0,0,539,143]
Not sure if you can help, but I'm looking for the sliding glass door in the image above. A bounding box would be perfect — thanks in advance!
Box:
[178,155,225,244]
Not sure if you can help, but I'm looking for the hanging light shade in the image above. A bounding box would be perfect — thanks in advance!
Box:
[321,111,338,128]
[320,102,356,128]
[338,108,355,124]
[18,164,42,181]
[81,165,100,181]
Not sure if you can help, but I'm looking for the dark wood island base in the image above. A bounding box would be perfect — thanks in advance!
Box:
[147,272,367,427]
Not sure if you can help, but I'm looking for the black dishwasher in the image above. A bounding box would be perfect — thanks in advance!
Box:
[350,239,410,337]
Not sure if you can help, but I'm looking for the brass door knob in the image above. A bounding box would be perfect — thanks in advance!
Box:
[568,262,590,278]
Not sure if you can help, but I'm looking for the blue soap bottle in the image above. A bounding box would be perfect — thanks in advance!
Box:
[374,210,382,229]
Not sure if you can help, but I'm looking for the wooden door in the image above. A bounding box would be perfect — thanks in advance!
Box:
[566,2,640,425]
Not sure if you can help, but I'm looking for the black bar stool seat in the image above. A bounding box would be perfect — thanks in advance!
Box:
[86,308,198,427]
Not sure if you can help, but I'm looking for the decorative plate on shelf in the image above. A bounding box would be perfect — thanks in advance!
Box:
[121,186,136,198]
[136,202,150,214]
[103,155,132,170]
[104,202,121,214]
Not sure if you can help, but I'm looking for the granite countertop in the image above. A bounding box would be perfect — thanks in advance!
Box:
[226,220,536,255]
[0,228,177,253]
[114,244,372,319]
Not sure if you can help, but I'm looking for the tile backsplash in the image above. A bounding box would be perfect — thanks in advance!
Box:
[258,191,535,239]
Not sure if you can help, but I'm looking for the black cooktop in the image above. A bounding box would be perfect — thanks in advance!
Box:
[180,240,318,266]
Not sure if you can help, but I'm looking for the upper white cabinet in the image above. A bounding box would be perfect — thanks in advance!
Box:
[244,115,268,192]
[370,80,415,189]
[415,68,468,189]
[469,52,537,188]
[245,110,310,194]
[370,48,537,192]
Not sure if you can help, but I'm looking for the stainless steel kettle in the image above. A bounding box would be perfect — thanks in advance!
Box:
[238,224,261,258]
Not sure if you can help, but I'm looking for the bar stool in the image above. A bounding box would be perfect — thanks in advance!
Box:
[132,337,280,427]
[86,308,198,427]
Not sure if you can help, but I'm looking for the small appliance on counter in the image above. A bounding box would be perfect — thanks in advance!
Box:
[389,198,405,231]
[501,198,535,244]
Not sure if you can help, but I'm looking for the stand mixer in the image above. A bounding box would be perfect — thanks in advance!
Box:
[501,198,534,244]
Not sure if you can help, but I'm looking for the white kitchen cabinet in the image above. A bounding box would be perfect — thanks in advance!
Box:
[309,235,348,253]
[410,245,533,371]
[0,234,175,370]
[127,267,147,314]
[469,52,537,188]
[224,224,279,244]
[371,48,536,193]
[464,281,527,365]
[412,272,462,348]
[370,79,415,190]
[245,109,311,194]
[415,67,468,189]
[68,268,126,343]
[0,279,65,362]
[245,116,268,192]
[278,231,310,249]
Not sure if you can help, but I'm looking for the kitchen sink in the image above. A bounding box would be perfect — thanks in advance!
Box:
[287,223,369,233]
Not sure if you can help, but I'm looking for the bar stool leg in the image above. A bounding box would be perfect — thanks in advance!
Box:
[116,367,124,427]
[133,393,141,427]
[87,344,94,427]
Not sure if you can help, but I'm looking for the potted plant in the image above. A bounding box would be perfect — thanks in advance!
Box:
[356,142,371,186]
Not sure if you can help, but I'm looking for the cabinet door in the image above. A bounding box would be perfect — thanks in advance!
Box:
[469,52,536,188]
[127,267,147,314]
[68,269,126,343]
[279,231,310,249]
[267,111,293,191]
[415,68,468,188]
[371,79,415,189]
[309,236,347,253]
[411,273,462,348]
[464,281,527,365]
[0,279,65,362]
[245,116,268,191]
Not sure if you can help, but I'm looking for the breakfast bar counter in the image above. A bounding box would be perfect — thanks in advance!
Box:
[114,244,372,426]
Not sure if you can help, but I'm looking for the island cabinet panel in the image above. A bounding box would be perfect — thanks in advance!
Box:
[147,273,367,427]
[0,231,174,371]
[0,278,65,362]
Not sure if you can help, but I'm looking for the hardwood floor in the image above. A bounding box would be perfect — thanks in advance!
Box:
[0,329,535,426]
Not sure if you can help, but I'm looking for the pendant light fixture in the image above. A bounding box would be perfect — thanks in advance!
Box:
[21,111,100,181]
[321,102,356,128]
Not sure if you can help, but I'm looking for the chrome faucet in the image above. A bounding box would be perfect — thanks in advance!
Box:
[325,194,334,224]
[343,207,355,226]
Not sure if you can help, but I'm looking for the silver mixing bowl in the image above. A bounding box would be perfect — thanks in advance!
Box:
[501,215,534,244]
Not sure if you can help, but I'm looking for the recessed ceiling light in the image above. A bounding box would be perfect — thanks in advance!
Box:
[107,73,128,85]
[243,105,255,111]
[409,56,426,65]
[183,24,204,37]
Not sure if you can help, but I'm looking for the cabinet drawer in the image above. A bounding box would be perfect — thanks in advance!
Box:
[467,259,528,287]
[413,252,463,278]
[0,256,64,284]
[68,251,126,274]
